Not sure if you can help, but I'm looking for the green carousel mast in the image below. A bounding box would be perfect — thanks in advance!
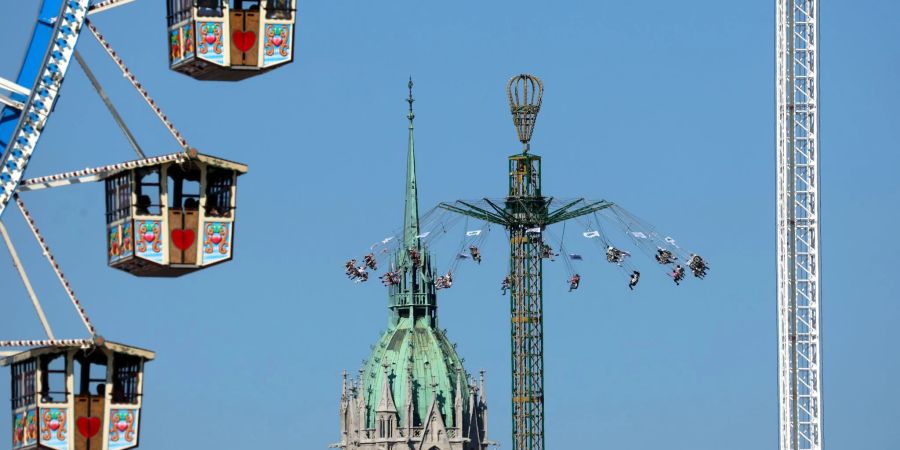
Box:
[438,74,613,450]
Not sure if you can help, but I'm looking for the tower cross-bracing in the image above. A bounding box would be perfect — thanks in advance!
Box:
[776,1,823,449]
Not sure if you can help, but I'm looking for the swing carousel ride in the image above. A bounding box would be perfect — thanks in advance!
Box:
[345,75,710,450]
[1,2,264,449]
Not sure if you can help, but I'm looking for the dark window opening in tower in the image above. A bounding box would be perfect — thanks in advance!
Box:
[39,354,67,404]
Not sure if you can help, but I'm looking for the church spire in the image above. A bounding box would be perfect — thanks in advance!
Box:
[403,77,420,253]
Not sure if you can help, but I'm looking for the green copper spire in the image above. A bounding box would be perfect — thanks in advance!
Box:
[389,78,437,323]
[354,80,474,435]
[403,77,420,252]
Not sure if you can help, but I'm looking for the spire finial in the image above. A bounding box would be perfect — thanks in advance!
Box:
[507,73,543,153]
[407,77,415,122]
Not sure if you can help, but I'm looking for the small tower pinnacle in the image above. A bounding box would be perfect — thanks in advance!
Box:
[403,78,420,256]
[407,77,415,122]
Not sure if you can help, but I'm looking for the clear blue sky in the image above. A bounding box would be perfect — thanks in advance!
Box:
[2,1,899,449]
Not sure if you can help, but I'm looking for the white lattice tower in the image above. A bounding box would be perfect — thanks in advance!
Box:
[776,1,823,450]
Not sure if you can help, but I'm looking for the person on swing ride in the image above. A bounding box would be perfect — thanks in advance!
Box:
[381,271,397,286]
[364,253,377,271]
[345,259,358,278]
[688,254,708,278]
[606,245,629,264]
[568,273,581,292]
[671,265,685,285]
[541,242,557,260]
[408,248,422,267]
[356,266,369,282]
[656,247,676,265]
[629,271,641,290]
[435,271,452,290]
[469,246,482,264]
[501,276,511,295]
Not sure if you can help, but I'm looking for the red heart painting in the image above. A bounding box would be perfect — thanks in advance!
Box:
[232,30,256,52]
[171,229,195,251]
[76,417,101,439]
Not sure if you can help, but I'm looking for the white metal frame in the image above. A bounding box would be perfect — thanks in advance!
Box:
[776,1,823,450]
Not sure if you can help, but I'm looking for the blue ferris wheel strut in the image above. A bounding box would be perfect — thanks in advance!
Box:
[0,0,90,219]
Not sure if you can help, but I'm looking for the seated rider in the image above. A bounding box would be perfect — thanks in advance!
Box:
[408,248,421,267]
[541,243,556,261]
[606,246,619,262]
[688,254,708,278]
[440,271,453,289]
[569,274,581,292]
[205,196,221,217]
[266,0,292,19]
[136,195,152,215]
[501,276,511,295]
[671,264,685,285]
[469,246,482,264]
[183,197,199,210]
[655,247,675,265]
[628,271,640,290]
[364,253,377,270]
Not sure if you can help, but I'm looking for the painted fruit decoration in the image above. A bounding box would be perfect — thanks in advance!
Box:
[204,222,229,255]
[198,23,223,55]
[265,24,290,57]
[109,227,121,257]
[137,221,161,254]
[109,410,136,443]
[42,409,67,441]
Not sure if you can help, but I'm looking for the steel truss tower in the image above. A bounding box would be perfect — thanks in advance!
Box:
[439,74,613,450]
[776,1,823,450]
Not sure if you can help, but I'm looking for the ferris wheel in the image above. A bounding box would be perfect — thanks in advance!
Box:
[0,2,261,449]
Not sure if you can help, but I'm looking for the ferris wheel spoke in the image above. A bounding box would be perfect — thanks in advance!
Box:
[0,77,29,110]
[17,151,188,192]
[13,194,97,338]
[0,339,93,348]
[0,221,55,340]
[73,50,145,158]
[84,18,191,150]
[87,0,138,15]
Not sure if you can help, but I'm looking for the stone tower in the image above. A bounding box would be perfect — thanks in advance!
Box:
[334,81,489,450]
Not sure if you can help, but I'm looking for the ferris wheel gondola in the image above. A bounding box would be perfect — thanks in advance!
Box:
[3,340,154,450]
[166,0,298,81]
